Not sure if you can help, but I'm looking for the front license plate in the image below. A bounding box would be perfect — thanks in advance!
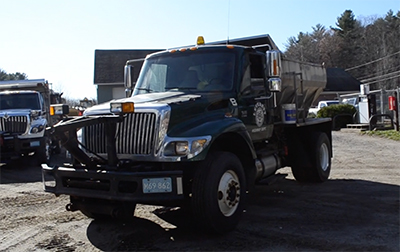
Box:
[30,141,40,147]
[142,178,172,193]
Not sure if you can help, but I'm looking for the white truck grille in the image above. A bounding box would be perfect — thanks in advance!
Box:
[0,115,28,134]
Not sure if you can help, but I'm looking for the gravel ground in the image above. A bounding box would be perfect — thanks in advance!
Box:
[0,130,399,251]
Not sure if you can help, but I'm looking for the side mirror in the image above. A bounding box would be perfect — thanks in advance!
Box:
[266,50,282,93]
[124,65,133,89]
[124,65,135,97]
[266,50,281,77]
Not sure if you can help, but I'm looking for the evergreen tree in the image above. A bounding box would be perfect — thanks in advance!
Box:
[284,9,399,90]
[0,69,28,81]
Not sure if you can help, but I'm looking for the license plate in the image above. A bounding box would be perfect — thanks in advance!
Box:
[142,178,172,193]
[30,141,40,147]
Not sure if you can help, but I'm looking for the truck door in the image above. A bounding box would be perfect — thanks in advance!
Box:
[238,53,273,142]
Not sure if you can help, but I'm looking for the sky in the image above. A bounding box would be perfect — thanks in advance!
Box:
[1,0,399,100]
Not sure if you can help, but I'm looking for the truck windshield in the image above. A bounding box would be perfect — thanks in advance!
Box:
[0,93,41,110]
[133,51,236,95]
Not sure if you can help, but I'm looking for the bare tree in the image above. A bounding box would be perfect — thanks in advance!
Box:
[284,9,400,90]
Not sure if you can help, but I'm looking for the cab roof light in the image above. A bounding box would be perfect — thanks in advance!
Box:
[197,36,205,45]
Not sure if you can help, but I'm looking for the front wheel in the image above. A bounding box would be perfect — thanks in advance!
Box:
[36,137,51,165]
[191,151,246,234]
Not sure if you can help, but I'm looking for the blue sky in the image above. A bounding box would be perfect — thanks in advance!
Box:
[1,0,399,100]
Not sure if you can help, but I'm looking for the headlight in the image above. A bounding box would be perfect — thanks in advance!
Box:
[164,137,211,158]
[176,142,189,155]
[110,102,134,114]
[164,141,188,156]
[187,139,209,158]
[30,125,45,133]
[189,139,207,157]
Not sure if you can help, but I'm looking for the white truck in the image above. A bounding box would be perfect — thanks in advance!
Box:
[0,79,67,163]
[308,100,339,116]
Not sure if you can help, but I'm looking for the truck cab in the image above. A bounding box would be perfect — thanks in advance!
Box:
[42,35,332,234]
[0,80,51,162]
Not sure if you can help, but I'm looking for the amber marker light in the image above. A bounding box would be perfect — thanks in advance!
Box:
[197,36,205,45]
[110,102,135,114]
[273,60,278,76]
[49,106,55,116]
[122,102,134,113]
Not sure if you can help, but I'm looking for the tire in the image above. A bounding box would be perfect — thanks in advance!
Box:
[291,132,331,182]
[191,151,246,234]
[36,137,51,165]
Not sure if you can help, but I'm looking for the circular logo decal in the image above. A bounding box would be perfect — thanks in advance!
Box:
[253,102,266,127]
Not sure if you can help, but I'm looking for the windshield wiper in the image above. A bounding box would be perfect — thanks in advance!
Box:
[165,87,197,90]
[136,87,153,92]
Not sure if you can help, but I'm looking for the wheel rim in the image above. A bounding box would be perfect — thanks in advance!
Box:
[217,170,241,217]
[319,143,329,171]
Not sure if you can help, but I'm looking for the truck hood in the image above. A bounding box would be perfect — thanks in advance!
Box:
[84,92,202,116]
[0,109,32,116]
[83,91,233,136]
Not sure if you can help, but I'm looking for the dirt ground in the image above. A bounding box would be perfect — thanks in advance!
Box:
[0,130,399,251]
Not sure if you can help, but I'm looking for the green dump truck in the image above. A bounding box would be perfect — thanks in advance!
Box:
[42,35,332,233]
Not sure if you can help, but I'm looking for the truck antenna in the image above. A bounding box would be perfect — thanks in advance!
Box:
[227,0,231,44]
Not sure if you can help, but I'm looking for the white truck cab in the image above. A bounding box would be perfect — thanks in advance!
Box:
[0,79,52,163]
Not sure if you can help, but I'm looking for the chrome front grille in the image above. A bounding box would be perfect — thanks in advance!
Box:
[83,113,157,155]
[0,115,28,134]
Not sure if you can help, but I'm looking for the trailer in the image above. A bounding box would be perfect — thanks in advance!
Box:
[42,35,332,233]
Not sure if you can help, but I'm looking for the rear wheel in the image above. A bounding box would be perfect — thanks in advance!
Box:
[191,151,246,233]
[291,132,331,182]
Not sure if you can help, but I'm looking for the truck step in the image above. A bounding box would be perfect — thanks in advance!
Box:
[257,173,287,185]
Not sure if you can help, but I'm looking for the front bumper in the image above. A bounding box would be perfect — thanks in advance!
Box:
[1,135,42,159]
[42,164,185,203]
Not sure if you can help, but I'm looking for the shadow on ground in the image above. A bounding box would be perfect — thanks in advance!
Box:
[0,152,67,184]
[86,178,400,251]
